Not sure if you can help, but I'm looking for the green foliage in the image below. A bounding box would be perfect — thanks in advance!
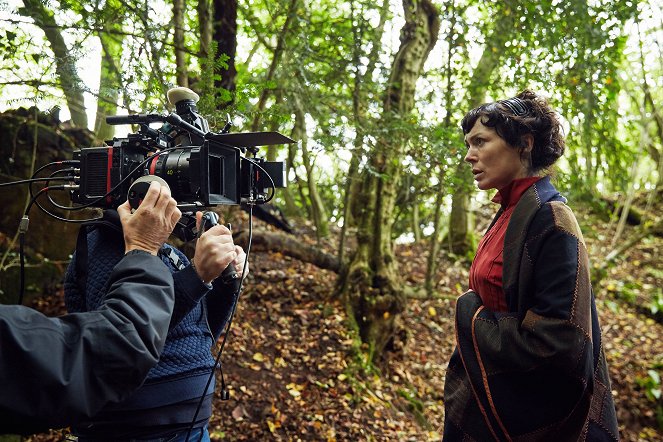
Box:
[197,41,233,122]
[607,279,640,304]
[0,0,660,292]
[396,388,430,428]
[636,366,663,430]
[648,287,663,317]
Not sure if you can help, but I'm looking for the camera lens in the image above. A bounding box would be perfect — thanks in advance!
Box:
[148,148,200,202]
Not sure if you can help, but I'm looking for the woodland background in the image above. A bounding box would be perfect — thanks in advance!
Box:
[0,0,662,440]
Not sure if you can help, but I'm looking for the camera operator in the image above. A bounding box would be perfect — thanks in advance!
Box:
[64,193,248,441]
[0,181,181,435]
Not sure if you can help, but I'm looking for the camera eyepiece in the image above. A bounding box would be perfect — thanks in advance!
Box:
[167,87,208,133]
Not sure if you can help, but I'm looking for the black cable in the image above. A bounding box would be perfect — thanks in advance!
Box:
[185,205,254,441]
[18,230,25,305]
[17,185,102,304]
[30,167,76,195]
[240,157,277,204]
[27,169,77,215]
[28,160,81,197]
[0,176,73,188]
[29,163,78,213]
[44,169,78,210]
[17,186,50,305]
[30,160,79,179]
[2,159,79,189]
[34,199,103,224]
[58,145,185,211]
[28,181,103,224]
[23,187,50,222]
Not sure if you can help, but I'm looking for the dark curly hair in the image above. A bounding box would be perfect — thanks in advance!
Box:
[460,90,565,172]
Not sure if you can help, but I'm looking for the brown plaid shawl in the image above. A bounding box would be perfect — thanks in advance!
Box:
[443,177,618,441]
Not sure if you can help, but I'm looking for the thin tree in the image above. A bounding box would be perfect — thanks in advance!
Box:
[340,0,440,363]
[19,0,88,129]
[446,0,520,255]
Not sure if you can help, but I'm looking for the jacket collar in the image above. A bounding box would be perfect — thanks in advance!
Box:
[501,176,565,309]
[492,176,542,208]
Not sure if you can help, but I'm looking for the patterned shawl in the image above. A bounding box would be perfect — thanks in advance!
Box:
[443,177,618,441]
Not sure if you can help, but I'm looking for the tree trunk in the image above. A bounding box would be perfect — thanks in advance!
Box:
[20,0,88,129]
[292,95,329,239]
[173,0,188,87]
[212,0,238,97]
[425,164,447,295]
[425,0,459,290]
[95,2,126,141]
[281,139,300,217]
[412,203,421,243]
[339,0,390,264]
[448,181,471,252]
[250,0,299,131]
[340,0,439,363]
[95,37,121,142]
[198,0,213,60]
[234,230,340,272]
[447,0,519,255]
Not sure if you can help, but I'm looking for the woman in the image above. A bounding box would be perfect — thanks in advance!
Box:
[443,91,618,441]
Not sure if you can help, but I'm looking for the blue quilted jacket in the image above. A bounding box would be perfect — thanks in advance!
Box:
[64,210,237,439]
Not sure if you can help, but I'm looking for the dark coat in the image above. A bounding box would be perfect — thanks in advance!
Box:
[64,210,237,437]
[443,177,618,441]
[0,251,174,435]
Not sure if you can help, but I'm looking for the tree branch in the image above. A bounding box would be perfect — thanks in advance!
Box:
[234,229,340,273]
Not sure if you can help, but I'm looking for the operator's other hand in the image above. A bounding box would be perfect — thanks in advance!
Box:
[193,218,237,285]
[231,245,249,279]
[118,181,181,255]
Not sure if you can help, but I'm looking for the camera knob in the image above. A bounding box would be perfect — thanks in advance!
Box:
[127,175,170,209]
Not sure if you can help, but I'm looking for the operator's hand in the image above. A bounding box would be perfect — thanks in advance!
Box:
[232,245,249,280]
[118,181,181,255]
[192,213,237,285]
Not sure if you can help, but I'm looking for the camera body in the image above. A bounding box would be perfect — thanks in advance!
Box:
[70,88,291,210]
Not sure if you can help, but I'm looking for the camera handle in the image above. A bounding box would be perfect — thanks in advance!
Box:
[199,211,241,291]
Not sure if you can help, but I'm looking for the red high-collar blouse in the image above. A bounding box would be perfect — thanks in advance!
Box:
[468,176,542,312]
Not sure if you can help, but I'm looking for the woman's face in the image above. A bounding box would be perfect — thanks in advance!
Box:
[463,119,530,191]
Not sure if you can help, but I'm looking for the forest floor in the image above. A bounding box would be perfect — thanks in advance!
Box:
[26,202,662,442]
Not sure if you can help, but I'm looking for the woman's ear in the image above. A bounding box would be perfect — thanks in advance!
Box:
[521,134,534,153]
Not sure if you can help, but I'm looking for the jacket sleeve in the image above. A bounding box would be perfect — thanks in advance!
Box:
[0,250,174,435]
[170,263,237,338]
[171,263,211,328]
[206,279,239,339]
[166,244,237,336]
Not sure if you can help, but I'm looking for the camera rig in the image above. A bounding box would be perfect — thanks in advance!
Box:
[1,88,290,418]
[70,87,294,212]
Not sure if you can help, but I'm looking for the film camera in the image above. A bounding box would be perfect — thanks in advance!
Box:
[70,87,293,211]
